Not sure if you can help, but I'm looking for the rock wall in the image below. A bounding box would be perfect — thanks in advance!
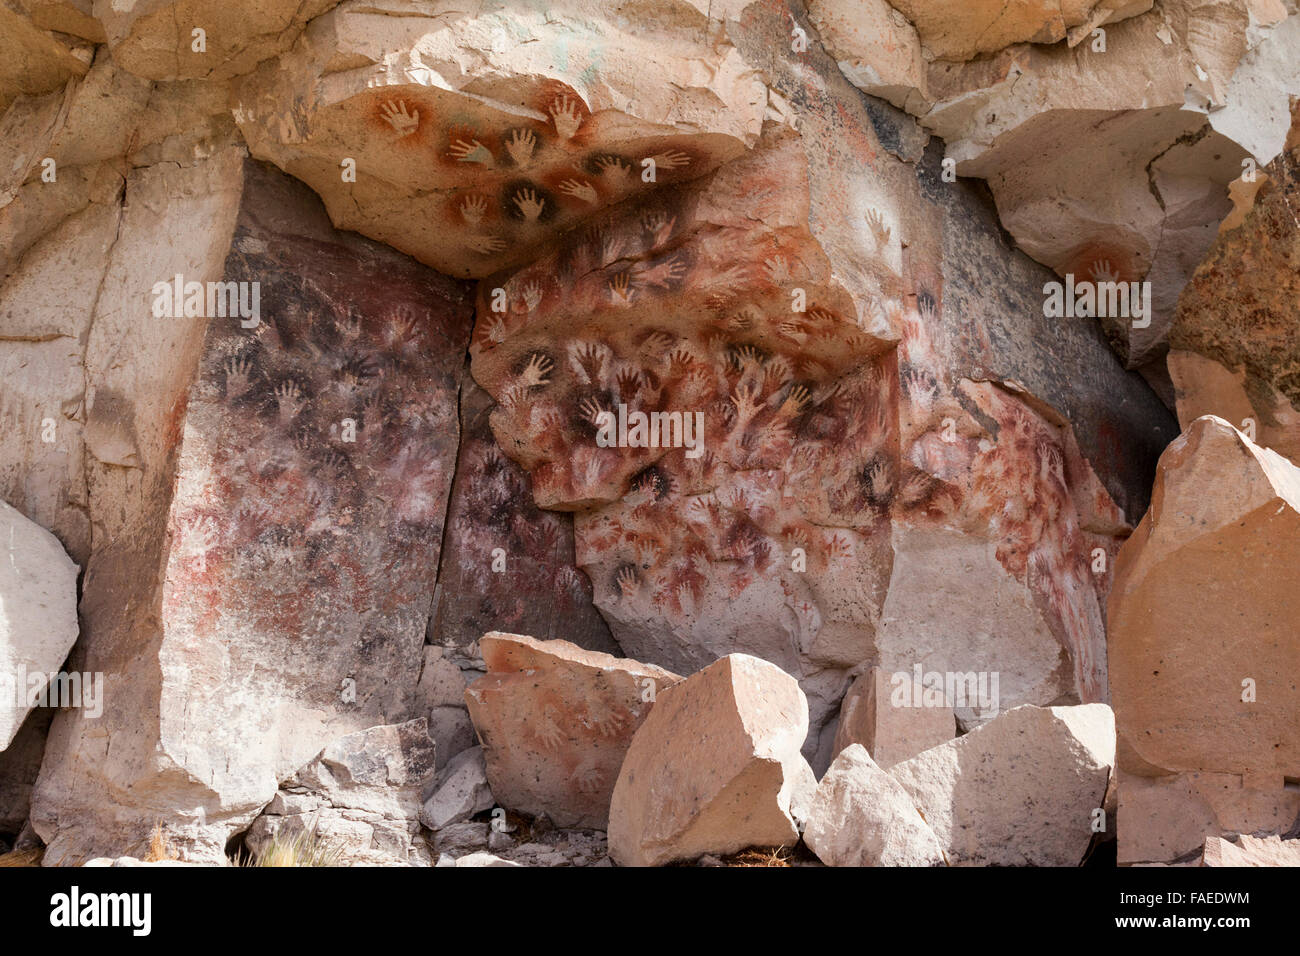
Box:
[0,0,1292,869]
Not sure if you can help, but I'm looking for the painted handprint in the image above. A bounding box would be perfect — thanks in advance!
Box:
[608,271,635,305]
[273,380,304,423]
[549,95,584,139]
[379,99,419,137]
[224,355,255,399]
[557,178,598,204]
[513,187,545,222]
[866,208,891,247]
[459,194,489,225]
[594,155,632,186]
[647,149,690,171]
[448,138,493,165]
[504,128,537,166]
[520,353,553,387]
[467,234,506,254]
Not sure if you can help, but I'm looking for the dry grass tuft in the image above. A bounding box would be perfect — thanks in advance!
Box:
[722,845,794,867]
[143,823,180,862]
[0,848,43,867]
[242,827,344,867]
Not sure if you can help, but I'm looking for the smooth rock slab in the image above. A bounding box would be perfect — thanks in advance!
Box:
[1109,416,1300,779]
[0,498,79,750]
[608,654,817,867]
[832,667,955,769]
[464,632,681,828]
[803,744,947,867]
[30,156,474,864]
[889,704,1114,866]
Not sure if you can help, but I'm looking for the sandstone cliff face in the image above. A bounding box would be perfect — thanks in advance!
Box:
[0,0,1291,871]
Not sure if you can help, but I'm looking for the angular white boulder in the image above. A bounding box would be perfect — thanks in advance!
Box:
[1202,834,1300,867]
[889,704,1115,866]
[804,744,947,867]
[0,498,79,750]
[420,746,493,831]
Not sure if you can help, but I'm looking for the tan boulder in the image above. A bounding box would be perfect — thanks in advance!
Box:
[1202,834,1300,867]
[1117,769,1300,864]
[1168,350,1300,466]
[831,666,953,768]
[464,632,681,828]
[607,654,817,867]
[1109,416,1300,779]
[803,744,947,866]
[890,704,1115,866]
[1109,415,1300,862]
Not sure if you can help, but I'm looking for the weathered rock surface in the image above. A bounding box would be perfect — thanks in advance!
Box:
[0,0,1273,872]
[806,0,931,112]
[232,0,765,278]
[0,709,52,834]
[885,0,1152,61]
[608,654,817,867]
[467,53,1169,759]
[1202,834,1300,866]
[419,745,492,831]
[803,743,947,866]
[245,719,437,866]
[1118,769,1300,864]
[1109,414,1300,863]
[817,0,1300,369]
[831,666,953,768]
[0,497,79,750]
[430,381,618,654]
[0,0,93,114]
[1167,101,1300,464]
[889,703,1115,866]
[97,0,336,82]
[30,158,474,864]
[464,632,680,828]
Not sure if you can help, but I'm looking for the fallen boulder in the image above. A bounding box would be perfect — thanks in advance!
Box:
[1108,415,1300,862]
[608,654,817,867]
[0,498,80,750]
[464,632,680,828]
[245,720,437,867]
[889,704,1114,866]
[419,745,493,831]
[803,744,947,867]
